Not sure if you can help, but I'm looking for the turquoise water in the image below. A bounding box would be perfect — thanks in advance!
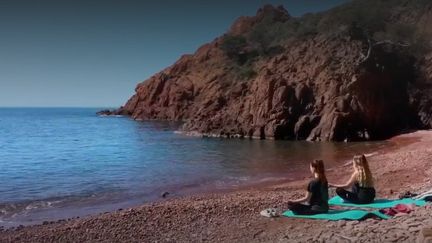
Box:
[0,108,390,226]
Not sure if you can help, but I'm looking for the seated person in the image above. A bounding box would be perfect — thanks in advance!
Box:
[288,160,329,215]
[329,155,376,204]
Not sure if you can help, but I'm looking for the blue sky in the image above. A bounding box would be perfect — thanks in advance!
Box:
[0,0,348,107]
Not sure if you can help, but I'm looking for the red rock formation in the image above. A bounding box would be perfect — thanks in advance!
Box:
[108,3,432,141]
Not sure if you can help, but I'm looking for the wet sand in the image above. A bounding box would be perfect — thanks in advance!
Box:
[1,130,431,242]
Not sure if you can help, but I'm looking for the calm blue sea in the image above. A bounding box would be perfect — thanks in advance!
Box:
[0,108,390,226]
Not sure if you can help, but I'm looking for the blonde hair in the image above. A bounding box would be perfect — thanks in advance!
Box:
[353,155,374,188]
[311,159,327,183]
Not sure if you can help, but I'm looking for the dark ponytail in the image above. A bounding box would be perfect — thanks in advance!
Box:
[311,159,327,183]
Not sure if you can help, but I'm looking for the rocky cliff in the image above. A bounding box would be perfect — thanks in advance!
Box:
[107,0,432,141]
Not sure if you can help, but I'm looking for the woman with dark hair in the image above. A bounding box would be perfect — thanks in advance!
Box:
[287,160,329,215]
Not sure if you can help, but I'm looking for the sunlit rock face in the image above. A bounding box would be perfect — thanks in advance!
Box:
[111,3,432,141]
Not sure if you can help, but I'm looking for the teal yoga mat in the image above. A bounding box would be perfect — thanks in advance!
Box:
[283,209,390,220]
[329,196,427,208]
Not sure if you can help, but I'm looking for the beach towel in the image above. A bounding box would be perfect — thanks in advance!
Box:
[283,209,390,220]
[414,189,432,201]
[329,196,427,208]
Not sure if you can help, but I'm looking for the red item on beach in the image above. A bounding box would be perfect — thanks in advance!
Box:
[379,204,414,216]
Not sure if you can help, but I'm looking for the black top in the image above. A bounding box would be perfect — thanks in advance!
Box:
[307,179,329,210]
[352,182,376,193]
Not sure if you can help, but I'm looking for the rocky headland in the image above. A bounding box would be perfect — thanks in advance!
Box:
[103,0,432,141]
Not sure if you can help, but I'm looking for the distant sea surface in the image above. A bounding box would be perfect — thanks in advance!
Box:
[0,108,390,226]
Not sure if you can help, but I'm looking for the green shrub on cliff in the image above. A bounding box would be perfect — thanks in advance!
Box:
[248,15,292,54]
[315,0,431,56]
[237,65,257,80]
[294,14,320,37]
[220,0,431,78]
[220,35,247,57]
[221,34,260,66]
[317,0,388,35]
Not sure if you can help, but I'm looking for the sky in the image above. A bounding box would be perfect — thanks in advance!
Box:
[0,0,349,107]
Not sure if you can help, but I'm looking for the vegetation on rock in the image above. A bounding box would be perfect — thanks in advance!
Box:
[110,0,432,141]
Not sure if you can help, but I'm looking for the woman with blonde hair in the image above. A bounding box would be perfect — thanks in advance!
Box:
[329,155,376,204]
[287,159,329,215]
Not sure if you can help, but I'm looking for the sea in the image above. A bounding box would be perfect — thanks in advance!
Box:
[0,108,390,227]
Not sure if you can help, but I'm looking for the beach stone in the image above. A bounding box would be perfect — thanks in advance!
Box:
[418,227,432,243]
[344,224,353,231]
[410,226,423,233]
[348,221,358,226]
[337,221,346,227]
[400,222,410,230]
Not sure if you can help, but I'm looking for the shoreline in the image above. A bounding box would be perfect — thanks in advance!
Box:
[1,130,431,242]
[0,134,393,229]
